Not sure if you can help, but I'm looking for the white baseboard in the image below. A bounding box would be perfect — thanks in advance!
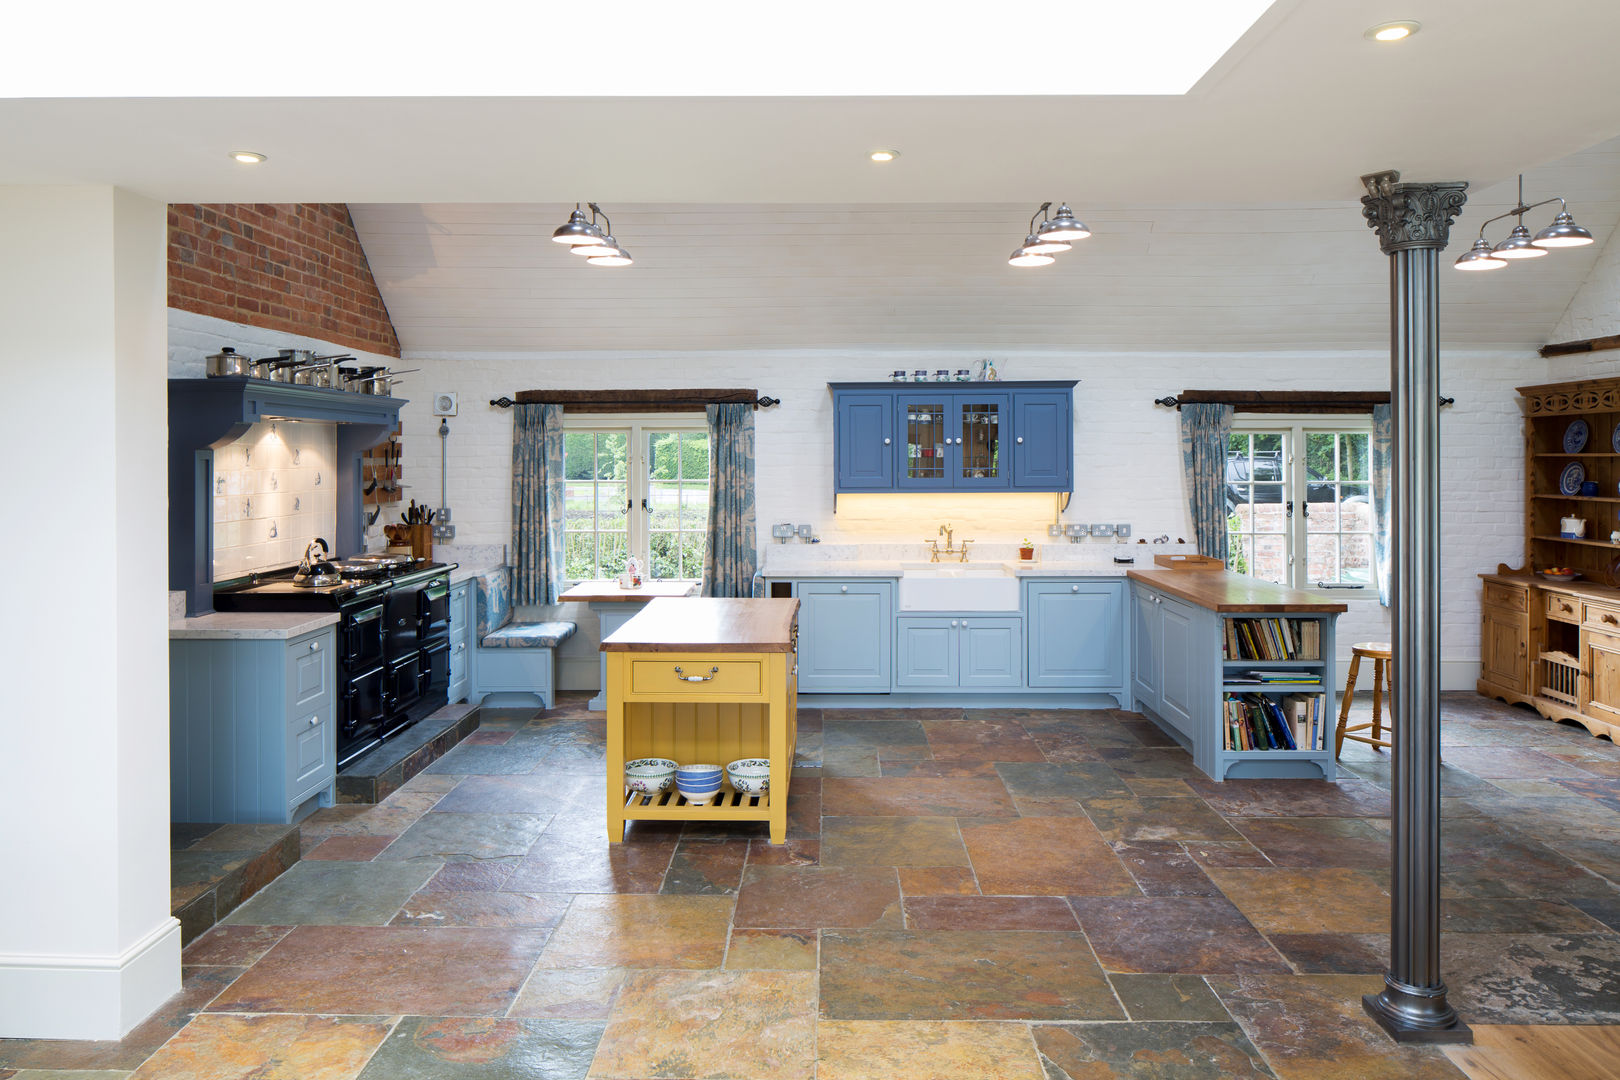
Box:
[1338,656,1480,694]
[0,916,181,1040]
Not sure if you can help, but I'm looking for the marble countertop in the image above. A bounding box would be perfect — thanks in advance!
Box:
[170,611,340,640]
[759,542,1194,580]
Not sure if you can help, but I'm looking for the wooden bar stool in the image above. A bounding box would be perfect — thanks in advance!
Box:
[1336,641,1394,760]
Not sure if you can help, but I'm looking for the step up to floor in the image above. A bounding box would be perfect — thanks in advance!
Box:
[335,702,480,805]
[170,822,300,946]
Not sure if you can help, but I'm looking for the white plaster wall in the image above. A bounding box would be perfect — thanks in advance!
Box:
[0,186,179,1038]
[393,345,1543,692]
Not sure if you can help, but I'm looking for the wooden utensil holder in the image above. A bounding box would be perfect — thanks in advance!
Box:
[410,523,433,561]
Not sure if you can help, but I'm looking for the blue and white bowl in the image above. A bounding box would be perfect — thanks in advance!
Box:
[726,758,771,794]
[675,763,723,803]
[624,757,677,795]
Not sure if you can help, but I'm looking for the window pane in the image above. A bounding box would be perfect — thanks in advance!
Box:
[647,432,680,481]
[1342,432,1369,481]
[598,530,628,574]
[1305,432,1336,482]
[564,432,595,481]
[1253,432,1283,456]
[596,433,627,480]
[645,482,678,530]
[679,532,706,579]
[681,432,710,480]
[564,533,596,581]
[1307,533,1339,584]
[598,482,626,518]
[648,531,679,580]
[1250,500,1288,535]
[1341,533,1373,584]
[681,482,709,529]
[1251,534,1288,585]
[1307,499,1338,532]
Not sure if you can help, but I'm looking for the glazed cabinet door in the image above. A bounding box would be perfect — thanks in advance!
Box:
[950,392,1013,490]
[1480,605,1528,694]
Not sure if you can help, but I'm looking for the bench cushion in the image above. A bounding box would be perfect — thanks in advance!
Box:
[481,620,578,649]
[475,567,513,638]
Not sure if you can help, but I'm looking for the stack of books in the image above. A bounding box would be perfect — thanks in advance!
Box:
[1223,692,1326,751]
[1225,670,1323,688]
[1224,618,1321,661]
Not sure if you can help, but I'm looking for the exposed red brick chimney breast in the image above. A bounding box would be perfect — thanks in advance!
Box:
[168,203,401,358]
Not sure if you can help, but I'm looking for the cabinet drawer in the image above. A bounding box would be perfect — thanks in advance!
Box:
[630,656,762,697]
[1546,592,1582,624]
[1483,581,1527,612]
[1584,600,1620,633]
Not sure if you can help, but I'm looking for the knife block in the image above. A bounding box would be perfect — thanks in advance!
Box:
[410,524,433,561]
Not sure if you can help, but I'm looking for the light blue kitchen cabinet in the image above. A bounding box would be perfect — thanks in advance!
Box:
[171,625,337,824]
[897,615,1022,688]
[1157,594,1198,735]
[834,393,897,491]
[448,581,471,704]
[1132,585,1162,712]
[1025,580,1124,689]
[1012,391,1073,490]
[795,580,894,692]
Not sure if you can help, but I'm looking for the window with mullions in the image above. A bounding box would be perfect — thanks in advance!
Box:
[1225,422,1372,589]
[562,420,710,583]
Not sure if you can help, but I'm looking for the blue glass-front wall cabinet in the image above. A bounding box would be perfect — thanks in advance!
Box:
[830,381,1075,495]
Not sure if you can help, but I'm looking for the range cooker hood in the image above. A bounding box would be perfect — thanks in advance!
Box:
[169,376,405,616]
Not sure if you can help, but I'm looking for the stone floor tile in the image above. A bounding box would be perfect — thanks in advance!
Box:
[820,816,968,867]
[503,720,610,773]
[392,889,571,928]
[430,773,595,815]
[660,838,750,895]
[1188,778,1392,818]
[1123,776,1200,797]
[1071,896,1290,975]
[398,771,470,793]
[0,968,240,1072]
[1440,747,1600,779]
[1439,816,1615,899]
[1032,1021,1275,1079]
[1094,746,1209,780]
[1441,897,1613,934]
[317,791,448,836]
[746,834,821,867]
[127,1014,391,1080]
[820,747,882,777]
[180,923,292,967]
[1110,839,1222,896]
[1441,932,1620,1023]
[504,833,677,895]
[1108,973,1233,1021]
[462,728,515,745]
[208,925,547,1015]
[508,969,628,1020]
[417,859,519,893]
[994,761,1132,801]
[1183,839,1274,868]
[424,741,551,775]
[816,1021,1044,1080]
[589,970,816,1080]
[820,930,1123,1021]
[879,759,1002,777]
[725,928,818,970]
[1210,973,1467,1080]
[897,866,979,895]
[1230,816,1392,870]
[823,717,932,757]
[1552,775,1620,812]
[822,777,1017,817]
[1010,794,1090,816]
[733,864,901,929]
[222,860,439,926]
[904,895,1078,931]
[356,1016,604,1080]
[1082,795,1249,844]
[539,894,734,968]
[1204,866,1391,935]
[1265,933,1387,974]
[376,811,550,863]
[303,834,397,861]
[961,816,1139,897]
[1570,895,1620,931]
[922,717,1046,761]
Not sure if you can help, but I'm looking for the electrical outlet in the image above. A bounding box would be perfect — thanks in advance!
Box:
[1065,523,1088,542]
[1047,523,1064,537]
[433,523,456,540]
[1091,523,1115,537]
[1115,524,1131,538]
[432,392,459,417]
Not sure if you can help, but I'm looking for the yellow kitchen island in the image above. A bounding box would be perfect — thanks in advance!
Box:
[601,597,799,843]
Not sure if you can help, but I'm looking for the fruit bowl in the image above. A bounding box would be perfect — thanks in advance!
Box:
[1540,568,1581,582]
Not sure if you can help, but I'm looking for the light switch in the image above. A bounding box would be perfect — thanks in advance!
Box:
[1048,523,1064,537]
[1115,524,1131,538]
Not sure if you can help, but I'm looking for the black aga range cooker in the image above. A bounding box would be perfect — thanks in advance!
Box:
[213,552,458,767]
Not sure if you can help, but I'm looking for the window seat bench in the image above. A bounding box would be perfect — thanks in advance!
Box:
[469,566,577,709]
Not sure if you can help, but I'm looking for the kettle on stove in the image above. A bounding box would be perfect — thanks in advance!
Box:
[293,538,342,587]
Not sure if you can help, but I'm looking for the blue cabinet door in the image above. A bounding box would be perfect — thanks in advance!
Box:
[1157,597,1197,736]
[1012,391,1072,490]
[1025,581,1123,688]
[797,580,894,692]
[959,616,1023,688]
[835,393,896,491]
[1132,585,1162,711]
[895,390,956,491]
[950,392,1013,490]
[896,617,958,687]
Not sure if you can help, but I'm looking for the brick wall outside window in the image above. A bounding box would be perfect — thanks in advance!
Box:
[168,203,400,358]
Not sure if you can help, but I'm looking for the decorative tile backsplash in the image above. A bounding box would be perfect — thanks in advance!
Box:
[212,421,338,578]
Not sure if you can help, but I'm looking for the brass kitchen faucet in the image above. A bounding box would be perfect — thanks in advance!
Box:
[929,523,973,562]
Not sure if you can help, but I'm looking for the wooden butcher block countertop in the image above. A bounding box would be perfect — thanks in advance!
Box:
[600,597,799,653]
[1126,568,1349,613]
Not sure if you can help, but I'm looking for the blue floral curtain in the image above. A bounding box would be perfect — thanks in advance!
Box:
[1179,403,1233,562]
[511,403,565,605]
[1371,403,1393,606]
[702,403,758,597]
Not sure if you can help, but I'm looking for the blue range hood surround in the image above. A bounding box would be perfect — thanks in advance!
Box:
[169,377,403,616]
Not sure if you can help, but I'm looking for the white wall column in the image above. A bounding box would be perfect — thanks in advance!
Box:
[0,186,179,1038]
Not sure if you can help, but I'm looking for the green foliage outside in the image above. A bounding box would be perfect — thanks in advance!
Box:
[561,429,710,582]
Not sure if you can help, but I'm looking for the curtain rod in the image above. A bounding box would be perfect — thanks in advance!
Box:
[1153,390,1454,412]
[489,388,779,411]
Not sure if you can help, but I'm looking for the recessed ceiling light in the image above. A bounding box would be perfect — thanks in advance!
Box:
[230,150,267,164]
[869,149,899,163]
[1365,20,1420,42]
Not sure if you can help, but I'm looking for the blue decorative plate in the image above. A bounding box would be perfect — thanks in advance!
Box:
[1561,461,1587,495]
[1612,421,1620,454]
[1565,419,1590,454]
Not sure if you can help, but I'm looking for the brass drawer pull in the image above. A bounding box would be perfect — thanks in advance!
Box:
[1605,615,1618,625]
[673,665,720,682]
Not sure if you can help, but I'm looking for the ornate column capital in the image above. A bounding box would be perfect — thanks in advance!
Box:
[1360,171,1470,255]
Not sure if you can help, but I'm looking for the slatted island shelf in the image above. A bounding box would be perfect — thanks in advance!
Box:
[601,597,800,843]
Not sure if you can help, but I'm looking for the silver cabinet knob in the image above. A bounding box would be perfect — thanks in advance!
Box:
[950,620,958,627]
[1071,584,1079,592]
[840,585,849,593]
[307,715,319,727]
[1016,436,1025,444]
[883,437,892,445]
[960,620,969,628]
[310,640,320,651]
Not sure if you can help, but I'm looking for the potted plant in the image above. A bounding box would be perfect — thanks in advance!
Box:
[1019,537,1036,561]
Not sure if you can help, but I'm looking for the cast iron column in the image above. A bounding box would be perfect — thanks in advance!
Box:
[1358,171,1472,1043]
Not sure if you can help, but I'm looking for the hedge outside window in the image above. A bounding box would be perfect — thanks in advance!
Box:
[562,419,709,582]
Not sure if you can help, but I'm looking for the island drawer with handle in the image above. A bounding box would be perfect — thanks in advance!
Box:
[1583,599,1620,634]
[629,656,763,698]
[1483,581,1528,612]
[1547,592,1582,624]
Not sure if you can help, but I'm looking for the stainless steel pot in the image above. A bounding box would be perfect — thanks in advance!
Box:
[205,347,252,377]
[349,369,418,396]
[253,358,303,382]
[291,362,334,388]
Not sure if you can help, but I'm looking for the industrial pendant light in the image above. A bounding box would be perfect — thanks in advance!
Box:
[551,205,605,246]
[1008,201,1089,267]
[1038,203,1091,241]
[1455,175,1593,271]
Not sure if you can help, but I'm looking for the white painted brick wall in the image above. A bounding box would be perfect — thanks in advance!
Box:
[393,345,1545,692]
[1548,223,1620,345]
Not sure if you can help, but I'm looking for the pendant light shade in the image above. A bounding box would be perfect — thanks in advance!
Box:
[1019,232,1072,256]
[552,207,605,246]
[1454,237,1507,271]
[1533,211,1594,248]
[1008,247,1055,267]
[1038,204,1091,241]
[587,247,634,267]
[1493,223,1548,259]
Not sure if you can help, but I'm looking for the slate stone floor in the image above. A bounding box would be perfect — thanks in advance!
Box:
[4,692,1619,1079]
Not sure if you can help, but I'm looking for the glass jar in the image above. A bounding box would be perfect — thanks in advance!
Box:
[954,369,971,381]
[890,369,907,382]
[912,369,928,382]
[933,369,950,381]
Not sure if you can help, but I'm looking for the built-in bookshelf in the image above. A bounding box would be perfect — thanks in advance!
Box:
[1215,611,1337,778]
